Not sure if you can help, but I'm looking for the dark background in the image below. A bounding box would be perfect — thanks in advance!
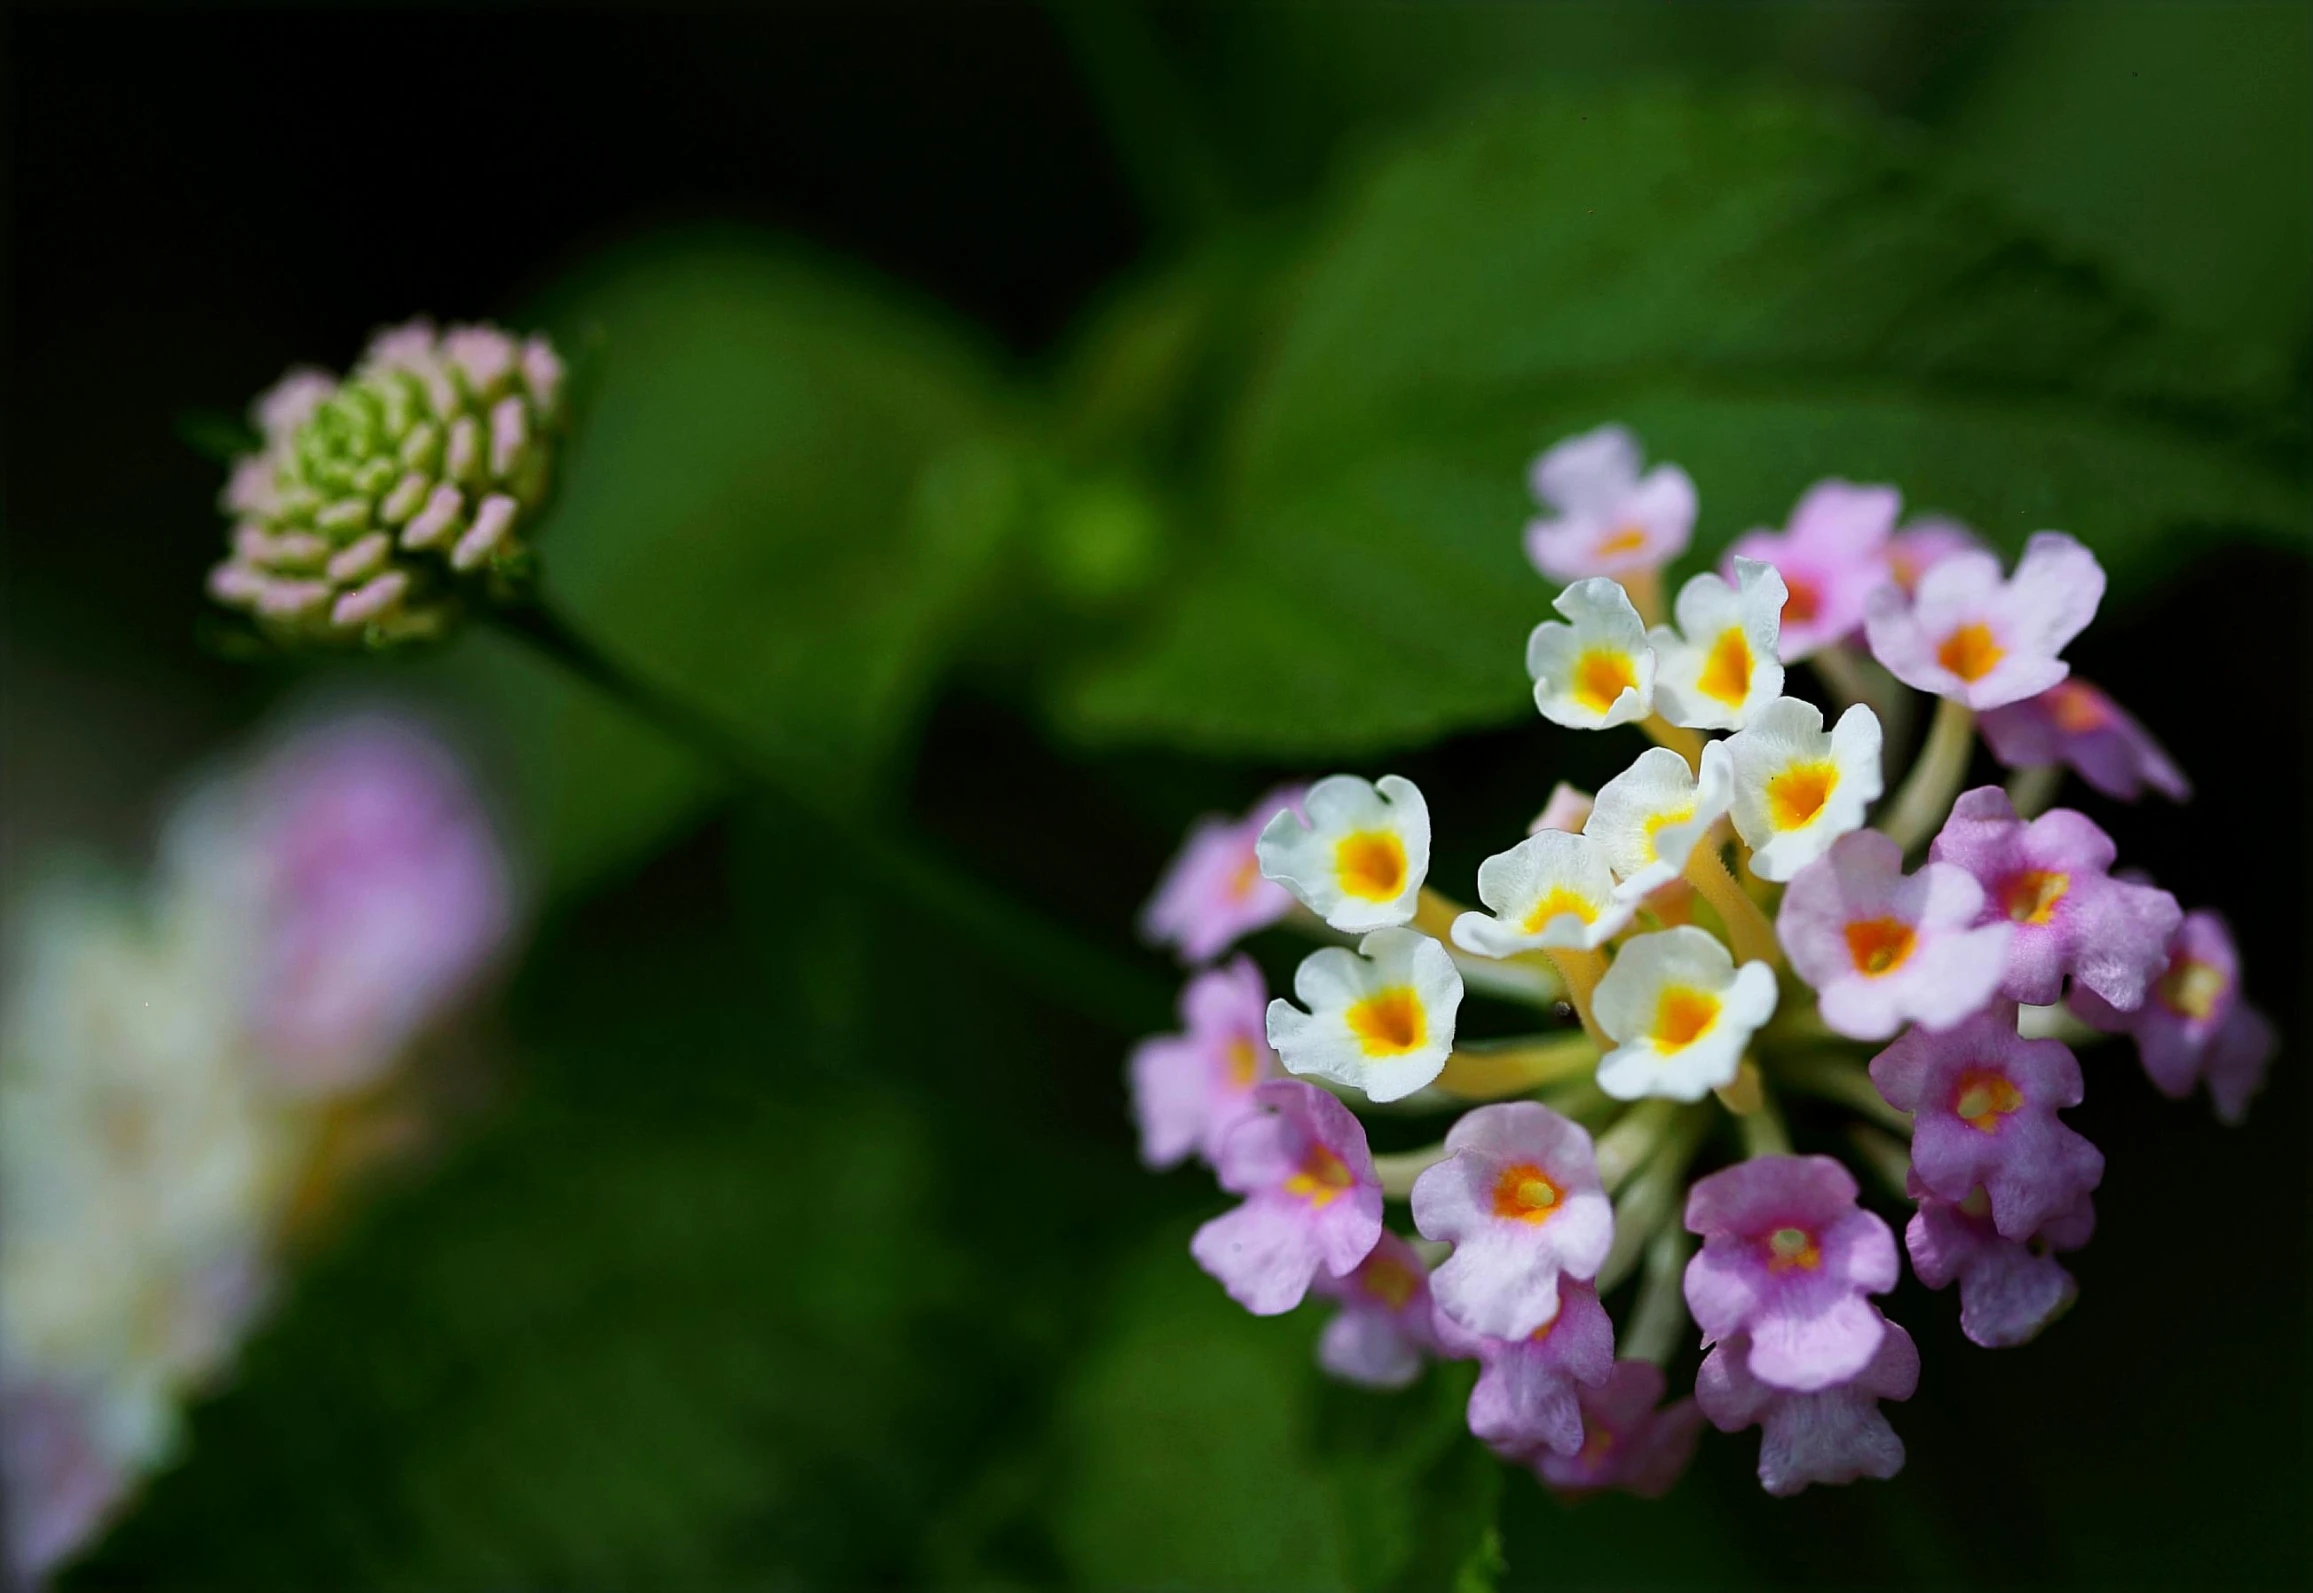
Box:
[8,4,2309,1588]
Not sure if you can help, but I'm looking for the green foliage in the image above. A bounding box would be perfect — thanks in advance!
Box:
[1053,91,2307,758]
[435,233,1028,893]
[1056,1226,1496,1592]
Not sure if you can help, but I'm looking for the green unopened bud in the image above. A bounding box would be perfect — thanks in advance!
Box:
[208,319,564,648]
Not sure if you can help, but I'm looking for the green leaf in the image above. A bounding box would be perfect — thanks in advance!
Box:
[430,230,1028,893]
[1055,1226,1496,1591]
[1053,90,2308,758]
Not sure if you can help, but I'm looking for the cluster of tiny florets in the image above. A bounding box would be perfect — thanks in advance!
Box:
[208,321,564,648]
[1130,424,2276,1501]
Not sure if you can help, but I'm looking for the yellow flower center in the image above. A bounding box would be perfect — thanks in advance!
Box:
[1284,1145,1355,1208]
[1953,1068,2024,1132]
[1362,1254,1420,1311]
[1844,916,1916,977]
[2047,682,2110,734]
[1346,987,1426,1056]
[1936,621,2006,682]
[1491,1162,1563,1225]
[1594,524,1649,557]
[1573,649,1638,714]
[1227,847,1263,900]
[1224,1037,1261,1088]
[1652,986,1719,1051]
[1766,761,1838,831]
[1521,886,1599,935]
[1696,627,1754,708]
[1640,803,1695,861]
[2158,957,2227,1022]
[1766,1226,1821,1271]
[1335,829,1407,901]
[2002,870,2070,925]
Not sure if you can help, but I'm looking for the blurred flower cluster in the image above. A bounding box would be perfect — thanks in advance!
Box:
[1,711,515,1583]
[1132,426,2274,1500]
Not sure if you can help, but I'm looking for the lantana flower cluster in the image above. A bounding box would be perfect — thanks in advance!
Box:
[1130,426,2275,1500]
[207,321,565,648]
[0,711,516,1582]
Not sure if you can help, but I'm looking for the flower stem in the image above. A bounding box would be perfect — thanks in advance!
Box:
[1372,1144,1447,1200]
[1541,946,1611,1049]
[1846,1124,1913,1197]
[1595,1104,1710,1291]
[1682,842,1780,968]
[1772,1051,1910,1134]
[1417,886,1565,1008]
[1638,714,1705,771]
[488,598,1171,1032]
[1736,1091,1793,1159]
[2005,762,2062,820]
[1594,1097,1680,1189]
[1622,1224,1695,1366]
[1434,1034,1597,1100]
[1880,695,1977,853]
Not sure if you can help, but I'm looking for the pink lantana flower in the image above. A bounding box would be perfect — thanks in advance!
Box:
[1127,956,1279,1169]
[1139,785,1306,964]
[1683,1155,1899,1392]
[1,1379,128,1586]
[1884,515,1982,595]
[2070,910,2277,1125]
[1528,782,1595,836]
[1191,1081,1383,1316]
[1696,1320,1919,1496]
[1312,1231,1443,1391]
[1868,1009,2103,1241]
[1433,1280,1615,1457]
[1978,679,2190,803]
[1531,1360,1705,1500]
[1928,787,2182,1009]
[168,712,515,1096]
[1906,1176,2092,1349]
[1723,480,1901,660]
[1411,1102,1614,1340]
[1776,830,2011,1041]
[1522,425,1696,582]
[1862,531,2105,709]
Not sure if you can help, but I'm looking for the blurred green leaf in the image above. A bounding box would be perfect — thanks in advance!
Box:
[1055,1226,1495,1591]
[1053,90,2308,758]
[69,851,1000,1590]
[1944,1,2313,350]
[434,231,1027,893]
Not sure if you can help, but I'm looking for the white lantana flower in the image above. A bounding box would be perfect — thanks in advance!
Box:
[1586,743,1734,901]
[1725,697,1884,882]
[1256,774,1430,933]
[1591,926,1777,1101]
[1266,928,1465,1103]
[1526,578,1656,730]
[1649,559,1787,730]
[0,885,285,1468]
[1449,830,1636,959]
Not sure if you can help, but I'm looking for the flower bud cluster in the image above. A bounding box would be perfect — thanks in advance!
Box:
[1,711,515,1580]
[208,321,565,648]
[1129,425,2275,1503]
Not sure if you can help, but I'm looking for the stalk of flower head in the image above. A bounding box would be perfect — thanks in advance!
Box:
[1129,422,2277,1502]
[1,712,515,1584]
[205,321,1168,1036]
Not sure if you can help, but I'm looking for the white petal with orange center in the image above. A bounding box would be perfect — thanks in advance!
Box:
[1591,926,1778,1101]
[1648,558,1788,730]
[1256,774,1431,933]
[1587,743,1735,899]
[1451,829,1635,957]
[1725,697,1884,881]
[1266,928,1465,1103]
[1526,578,1657,730]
